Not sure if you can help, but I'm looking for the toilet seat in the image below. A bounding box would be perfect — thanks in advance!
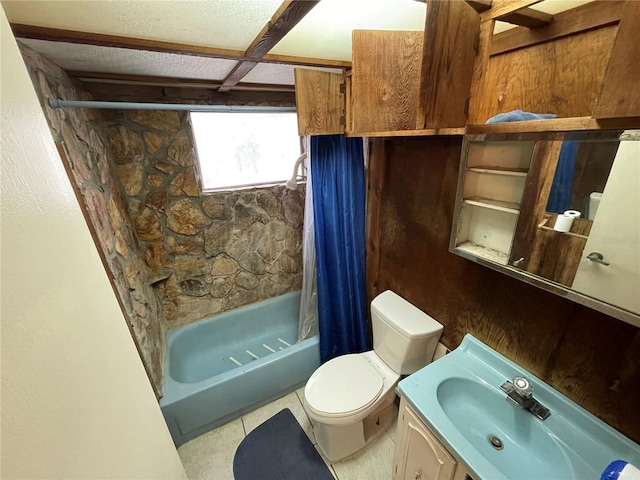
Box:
[305,354,384,418]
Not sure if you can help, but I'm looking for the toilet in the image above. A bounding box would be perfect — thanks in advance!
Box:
[303,290,443,462]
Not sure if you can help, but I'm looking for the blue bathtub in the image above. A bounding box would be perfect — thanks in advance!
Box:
[160,290,320,446]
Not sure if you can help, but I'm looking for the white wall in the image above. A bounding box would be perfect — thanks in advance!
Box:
[0,8,186,479]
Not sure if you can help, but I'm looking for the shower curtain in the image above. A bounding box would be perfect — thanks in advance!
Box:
[310,135,370,363]
[298,137,318,341]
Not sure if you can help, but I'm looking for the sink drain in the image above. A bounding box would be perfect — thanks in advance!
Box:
[488,435,504,450]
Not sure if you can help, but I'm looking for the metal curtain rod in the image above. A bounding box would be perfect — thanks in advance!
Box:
[48,98,296,113]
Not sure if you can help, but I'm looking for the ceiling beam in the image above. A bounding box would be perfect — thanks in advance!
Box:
[217,0,320,92]
[10,22,348,69]
[67,71,296,92]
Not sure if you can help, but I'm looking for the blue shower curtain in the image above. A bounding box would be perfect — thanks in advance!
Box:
[311,135,370,363]
[546,141,578,214]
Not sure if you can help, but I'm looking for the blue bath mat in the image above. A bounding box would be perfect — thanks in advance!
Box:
[233,408,334,480]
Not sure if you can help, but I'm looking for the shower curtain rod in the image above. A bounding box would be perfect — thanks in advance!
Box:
[48,98,297,113]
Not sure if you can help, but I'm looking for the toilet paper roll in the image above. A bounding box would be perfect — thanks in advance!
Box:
[563,210,582,218]
[553,214,575,233]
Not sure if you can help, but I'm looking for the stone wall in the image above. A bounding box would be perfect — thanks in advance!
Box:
[19,43,166,395]
[102,110,305,328]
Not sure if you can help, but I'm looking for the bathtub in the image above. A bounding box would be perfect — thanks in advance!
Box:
[160,290,320,446]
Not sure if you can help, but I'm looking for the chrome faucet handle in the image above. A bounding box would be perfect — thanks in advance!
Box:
[513,377,533,399]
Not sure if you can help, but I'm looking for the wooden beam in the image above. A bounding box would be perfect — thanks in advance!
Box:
[466,0,492,14]
[10,23,348,69]
[67,71,296,92]
[496,7,553,28]
[490,1,623,56]
[481,0,543,21]
[218,0,320,92]
[81,81,296,106]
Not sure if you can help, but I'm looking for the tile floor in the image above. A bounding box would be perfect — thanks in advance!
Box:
[177,388,398,480]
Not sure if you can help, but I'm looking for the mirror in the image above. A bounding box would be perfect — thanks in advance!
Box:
[451,130,640,327]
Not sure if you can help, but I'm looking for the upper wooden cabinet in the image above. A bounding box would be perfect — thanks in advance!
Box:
[350,30,424,133]
[294,69,345,136]
[294,1,480,136]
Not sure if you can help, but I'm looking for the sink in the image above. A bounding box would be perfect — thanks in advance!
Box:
[436,377,572,480]
[398,335,640,480]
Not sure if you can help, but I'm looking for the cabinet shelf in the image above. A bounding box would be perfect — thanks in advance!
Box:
[455,241,509,265]
[463,197,520,214]
[467,166,528,177]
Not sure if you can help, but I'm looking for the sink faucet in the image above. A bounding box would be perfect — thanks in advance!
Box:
[500,376,550,420]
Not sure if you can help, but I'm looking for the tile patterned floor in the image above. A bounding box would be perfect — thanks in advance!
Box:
[178,388,398,480]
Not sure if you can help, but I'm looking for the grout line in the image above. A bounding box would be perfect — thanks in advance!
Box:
[240,415,247,437]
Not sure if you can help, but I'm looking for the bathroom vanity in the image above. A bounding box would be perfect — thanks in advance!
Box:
[394,397,469,480]
[392,335,640,480]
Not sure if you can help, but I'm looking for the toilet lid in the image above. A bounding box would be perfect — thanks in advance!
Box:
[305,354,384,416]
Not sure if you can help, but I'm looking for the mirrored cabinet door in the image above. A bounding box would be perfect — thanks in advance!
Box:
[450,130,640,327]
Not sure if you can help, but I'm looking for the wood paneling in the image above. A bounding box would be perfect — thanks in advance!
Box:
[367,135,640,444]
[351,30,423,133]
[418,1,480,129]
[490,1,623,56]
[294,69,344,135]
[593,1,640,119]
[469,26,618,123]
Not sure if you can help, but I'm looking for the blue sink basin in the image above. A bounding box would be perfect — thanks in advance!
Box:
[437,377,572,480]
[398,335,640,480]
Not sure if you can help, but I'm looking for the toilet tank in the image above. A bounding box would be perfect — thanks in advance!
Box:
[371,290,443,375]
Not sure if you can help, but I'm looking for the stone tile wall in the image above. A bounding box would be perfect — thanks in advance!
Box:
[102,110,305,328]
[19,43,166,395]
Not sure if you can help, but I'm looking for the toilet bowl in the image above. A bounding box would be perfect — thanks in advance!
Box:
[303,290,443,462]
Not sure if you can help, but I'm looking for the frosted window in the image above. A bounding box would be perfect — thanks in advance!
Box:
[190,111,300,192]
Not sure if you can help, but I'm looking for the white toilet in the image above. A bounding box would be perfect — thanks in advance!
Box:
[303,290,443,462]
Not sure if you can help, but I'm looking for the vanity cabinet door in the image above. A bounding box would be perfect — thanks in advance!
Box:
[393,398,458,480]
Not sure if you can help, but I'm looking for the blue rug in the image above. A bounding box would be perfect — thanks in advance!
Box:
[233,408,334,480]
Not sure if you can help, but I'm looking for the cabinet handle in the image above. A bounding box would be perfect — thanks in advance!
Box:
[587,252,610,266]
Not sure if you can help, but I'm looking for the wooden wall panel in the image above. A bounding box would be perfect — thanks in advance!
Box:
[351,30,423,133]
[470,26,618,123]
[368,136,640,444]
[593,1,640,119]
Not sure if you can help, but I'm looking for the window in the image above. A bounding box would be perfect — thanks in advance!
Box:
[190,111,301,192]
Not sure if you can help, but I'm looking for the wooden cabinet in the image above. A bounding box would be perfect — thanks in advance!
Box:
[393,398,469,480]
[293,69,345,135]
[294,2,480,136]
[451,138,536,265]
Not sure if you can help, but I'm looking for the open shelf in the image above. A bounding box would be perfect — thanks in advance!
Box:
[466,116,640,135]
[463,196,520,214]
[467,166,528,176]
[455,241,509,265]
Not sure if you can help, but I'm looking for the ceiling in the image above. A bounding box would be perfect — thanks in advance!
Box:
[2,0,427,89]
[2,0,592,90]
